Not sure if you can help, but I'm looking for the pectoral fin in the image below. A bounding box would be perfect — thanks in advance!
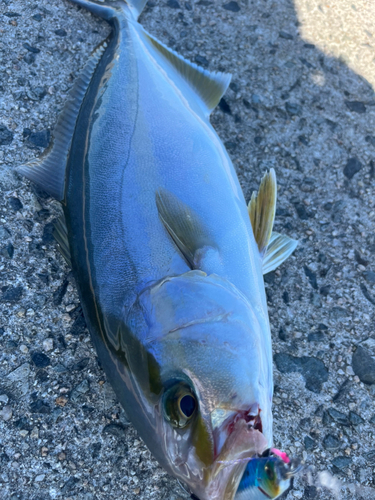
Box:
[262,232,298,275]
[156,189,216,269]
[248,169,277,256]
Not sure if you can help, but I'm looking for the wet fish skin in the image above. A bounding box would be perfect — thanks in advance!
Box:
[16,0,297,498]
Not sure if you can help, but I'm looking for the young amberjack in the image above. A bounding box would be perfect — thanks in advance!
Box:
[17,1,298,498]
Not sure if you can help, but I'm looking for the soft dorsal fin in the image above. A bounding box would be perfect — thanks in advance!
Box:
[262,232,298,275]
[53,215,72,267]
[248,169,277,256]
[156,189,216,269]
[16,40,108,201]
[144,31,231,116]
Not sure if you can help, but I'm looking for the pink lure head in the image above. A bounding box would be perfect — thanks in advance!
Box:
[270,448,290,464]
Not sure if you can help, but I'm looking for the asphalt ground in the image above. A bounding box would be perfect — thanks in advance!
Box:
[0,1,374,499]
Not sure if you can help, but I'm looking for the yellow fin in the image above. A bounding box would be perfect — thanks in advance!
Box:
[248,169,277,256]
[262,232,298,274]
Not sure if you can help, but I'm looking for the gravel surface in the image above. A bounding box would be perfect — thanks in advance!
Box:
[1,1,375,499]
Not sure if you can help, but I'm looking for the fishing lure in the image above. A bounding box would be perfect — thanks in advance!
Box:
[235,449,302,500]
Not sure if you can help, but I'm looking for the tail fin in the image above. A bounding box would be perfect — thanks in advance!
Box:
[67,0,148,21]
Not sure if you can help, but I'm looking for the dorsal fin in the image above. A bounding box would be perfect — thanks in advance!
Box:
[248,169,277,257]
[16,40,108,201]
[143,31,231,116]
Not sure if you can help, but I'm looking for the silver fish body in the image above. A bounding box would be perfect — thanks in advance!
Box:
[17,1,297,498]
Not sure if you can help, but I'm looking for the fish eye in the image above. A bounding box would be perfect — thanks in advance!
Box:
[163,382,198,428]
[179,394,196,418]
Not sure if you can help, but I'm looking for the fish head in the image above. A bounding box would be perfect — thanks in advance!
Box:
[126,270,274,500]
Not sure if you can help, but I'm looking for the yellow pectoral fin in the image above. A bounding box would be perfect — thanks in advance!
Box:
[248,169,277,257]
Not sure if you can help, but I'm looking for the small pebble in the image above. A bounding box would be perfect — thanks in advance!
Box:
[344,157,362,179]
[31,352,51,368]
[1,405,12,421]
[43,338,53,352]
[0,394,9,404]
[223,1,240,12]
[54,28,67,36]
[0,125,14,145]
[292,492,303,499]
[30,427,39,439]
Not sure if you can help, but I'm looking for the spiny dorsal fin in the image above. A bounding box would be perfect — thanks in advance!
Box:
[263,232,298,275]
[156,189,216,269]
[144,31,231,116]
[17,40,108,201]
[53,215,71,267]
[248,169,276,256]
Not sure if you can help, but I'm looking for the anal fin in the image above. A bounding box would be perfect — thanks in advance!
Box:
[17,40,108,201]
[53,215,72,267]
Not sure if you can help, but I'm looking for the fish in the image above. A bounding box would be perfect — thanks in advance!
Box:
[16,0,298,498]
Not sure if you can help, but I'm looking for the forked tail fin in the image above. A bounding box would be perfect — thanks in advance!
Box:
[67,0,148,21]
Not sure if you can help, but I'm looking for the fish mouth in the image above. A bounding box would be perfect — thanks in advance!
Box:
[212,406,264,460]
[199,409,268,500]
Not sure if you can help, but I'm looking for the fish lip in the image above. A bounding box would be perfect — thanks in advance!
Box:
[212,406,263,460]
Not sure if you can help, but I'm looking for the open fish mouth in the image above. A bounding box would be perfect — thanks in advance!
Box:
[211,406,264,461]
[175,407,268,500]
[183,407,300,500]
[202,410,268,500]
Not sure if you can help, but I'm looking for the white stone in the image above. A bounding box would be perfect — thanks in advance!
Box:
[43,338,53,352]
[7,363,30,382]
[1,406,12,421]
